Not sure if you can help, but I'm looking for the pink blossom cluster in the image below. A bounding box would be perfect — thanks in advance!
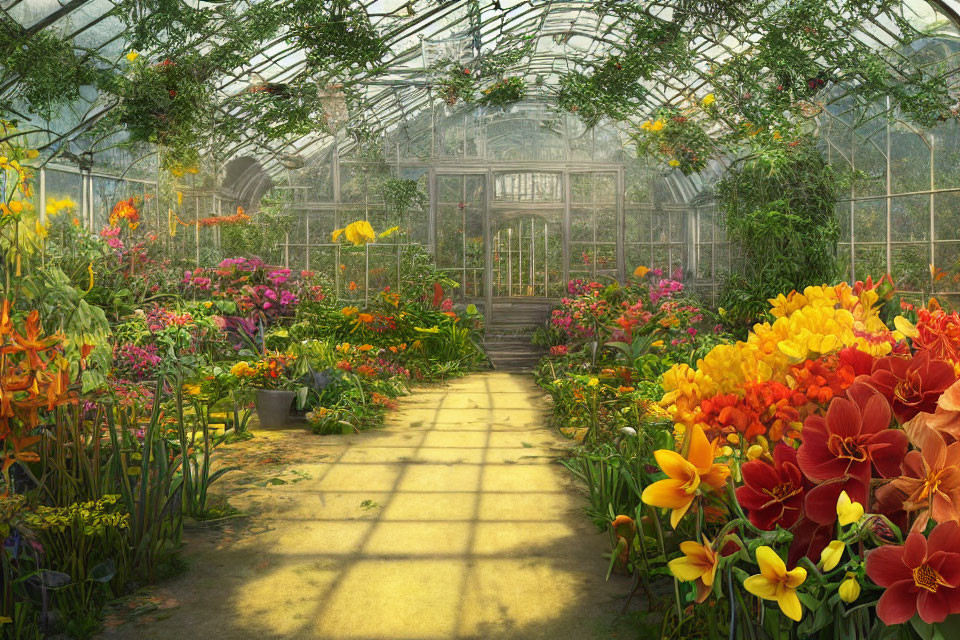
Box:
[113,343,162,381]
[649,278,684,305]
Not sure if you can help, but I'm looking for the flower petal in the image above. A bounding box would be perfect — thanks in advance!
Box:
[755,546,786,581]
[776,587,803,622]
[743,575,778,600]
[917,588,953,624]
[866,544,910,587]
[876,580,919,625]
[641,478,692,509]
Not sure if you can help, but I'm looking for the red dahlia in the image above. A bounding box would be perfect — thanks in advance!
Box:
[867,351,956,423]
[796,381,907,524]
[736,443,807,530]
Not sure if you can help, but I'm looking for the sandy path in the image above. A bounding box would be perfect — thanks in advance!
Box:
[101,372,633,639]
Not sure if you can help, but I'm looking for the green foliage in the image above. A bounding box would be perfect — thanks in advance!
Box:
[435,61,479,106]
[287,0,387,73]
[380,179,426,216]
[0,17,101,119]
[107,54,215,170]
[716,139,841,328]
[219,193,294,264]
[477,77,526,108]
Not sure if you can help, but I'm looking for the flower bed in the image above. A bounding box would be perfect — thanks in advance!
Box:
[537,271,960,637]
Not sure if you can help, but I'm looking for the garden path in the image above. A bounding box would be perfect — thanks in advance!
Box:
[101,372,633,639]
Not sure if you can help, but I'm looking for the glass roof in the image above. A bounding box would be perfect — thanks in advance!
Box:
[3,0,960,178]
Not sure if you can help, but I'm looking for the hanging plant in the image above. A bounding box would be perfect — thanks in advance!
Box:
[434,61,479,106]
[287,0,387,73]
[477,77,526,108]
[0,16,101,120]
[108,54,214,170]
[632,107,714,175]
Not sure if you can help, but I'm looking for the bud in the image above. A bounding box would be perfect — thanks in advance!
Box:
[746,444,764,460]
[838,572,860,603]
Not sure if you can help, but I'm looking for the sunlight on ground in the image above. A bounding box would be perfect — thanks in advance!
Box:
[106,373,629,639]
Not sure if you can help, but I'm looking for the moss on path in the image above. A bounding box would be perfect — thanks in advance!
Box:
[101,372,634,639]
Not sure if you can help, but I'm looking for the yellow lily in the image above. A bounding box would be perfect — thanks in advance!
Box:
[743,546,806,621]
[668,536,718,603]
[641,423,730,528]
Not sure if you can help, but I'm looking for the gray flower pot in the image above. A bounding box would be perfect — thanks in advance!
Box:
[255,389,295,428]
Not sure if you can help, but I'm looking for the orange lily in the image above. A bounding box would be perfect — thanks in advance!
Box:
[668,536,719,602]
[641,423,730,528]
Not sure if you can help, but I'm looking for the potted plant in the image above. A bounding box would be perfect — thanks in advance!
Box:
[230,354,295,428]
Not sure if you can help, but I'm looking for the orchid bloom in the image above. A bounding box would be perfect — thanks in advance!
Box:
[641,423,730,528]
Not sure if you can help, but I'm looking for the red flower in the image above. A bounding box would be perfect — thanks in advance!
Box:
[913,304,960,367]
[867,351,956,422]
[736,443,807,530]
[866,522,960,624]
[796,381,907,524]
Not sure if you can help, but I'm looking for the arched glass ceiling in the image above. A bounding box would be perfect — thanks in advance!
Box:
[3,0,960,178]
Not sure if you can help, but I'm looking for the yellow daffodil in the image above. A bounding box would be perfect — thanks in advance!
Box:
[837,491,864,526]
[743,546,806,621]
[641,423,730,528]
[668,537,718,603]
[819,540,844,571]
[838,572,860,603]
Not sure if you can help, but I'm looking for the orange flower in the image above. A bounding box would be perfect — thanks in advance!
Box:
[348,281,358,291]
[668,537,719,602]
[357,313,374,323]
[641,423,730,528]
[358,344,374,352]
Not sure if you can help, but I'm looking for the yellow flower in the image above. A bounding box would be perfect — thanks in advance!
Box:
[126,51,139,62]
[587,377,599,387]
[182,383,202,396]
[633,265,650,278]
[331,228,345,242]
[26,149,39,159]
[819,540,844,571]
[34,219,49,239]
[641,423,730,528]
[343,220,376,246]
[743,546,806,621]
[651,340,664,348]
[341,306,359,316]
[894,315,919,338]
[86,263,94,292]
[836,491,864,526]
[668,159,680,167]
[380,226,400,238]
[702,93,715,107]
[838,572,860,603]
[668,537,718,603]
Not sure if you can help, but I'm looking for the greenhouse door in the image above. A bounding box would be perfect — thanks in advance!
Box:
[491,214,561,298]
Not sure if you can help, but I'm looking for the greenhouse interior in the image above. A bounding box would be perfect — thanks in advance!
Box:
[8,0,960,638]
